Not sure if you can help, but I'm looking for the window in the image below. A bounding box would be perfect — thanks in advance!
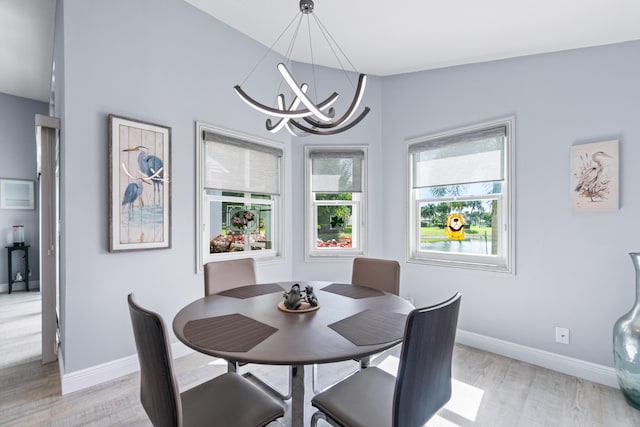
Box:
[407,118,514,273]
[197,124,283,267]
[305,146,367,259]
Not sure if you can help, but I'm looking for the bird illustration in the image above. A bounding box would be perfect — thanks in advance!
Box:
[122,181,143,214]
[122,179,149,211]
[122,146,165,197]
[574,151,612,202]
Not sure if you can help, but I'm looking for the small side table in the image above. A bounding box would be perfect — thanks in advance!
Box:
[6,245,30,294]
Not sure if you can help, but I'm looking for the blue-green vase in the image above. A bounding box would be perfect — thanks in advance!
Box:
[613,252,640,409]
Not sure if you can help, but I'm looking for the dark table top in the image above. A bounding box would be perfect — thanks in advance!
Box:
[173,281,414,366]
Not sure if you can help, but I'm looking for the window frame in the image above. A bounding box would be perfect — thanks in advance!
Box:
[305,145,368,260]
[196,123,284,270]
[406,117,515,273]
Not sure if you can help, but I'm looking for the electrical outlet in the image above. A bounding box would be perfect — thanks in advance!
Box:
[555,327,570,344]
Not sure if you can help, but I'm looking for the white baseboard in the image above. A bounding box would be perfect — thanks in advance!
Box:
[58,329,619,395]
[456,329,619,389]
[59,341,194,395]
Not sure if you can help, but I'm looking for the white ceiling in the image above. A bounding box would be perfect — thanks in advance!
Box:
[185,0,640,76]
[0,0,56,102]
[2,0,640,103]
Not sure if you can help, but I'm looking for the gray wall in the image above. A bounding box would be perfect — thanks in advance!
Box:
[56,0,640,374]
[58,0,293,372]
[381,41,640,367]
[0,92,47,290]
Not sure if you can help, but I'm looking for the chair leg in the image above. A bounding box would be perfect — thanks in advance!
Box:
[312,360,360,394]
[228,360,293,400]
[311,411,340,427]
[312,353,377,394]
[311,411,325,427]
[359,355,371,369]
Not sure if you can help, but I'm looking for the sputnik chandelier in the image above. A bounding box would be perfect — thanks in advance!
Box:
[234,0,370,136]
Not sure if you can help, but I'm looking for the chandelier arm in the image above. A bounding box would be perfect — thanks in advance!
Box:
[277,63,335,122]
[288,107,370,136]
[234,85,338,119]
[266,95,290,132]
[285,122,307,137]
[267,84,309,132]
[303,74,367,128]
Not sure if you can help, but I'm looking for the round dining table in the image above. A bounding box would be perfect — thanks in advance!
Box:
[173,281,413,427]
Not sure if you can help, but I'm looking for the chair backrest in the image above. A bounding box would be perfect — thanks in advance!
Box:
[393,292,461,427]
[204,258,257,296]
[351,257,400,295]
[128,293,182,427]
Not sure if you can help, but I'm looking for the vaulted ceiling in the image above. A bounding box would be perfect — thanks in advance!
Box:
[2,0,640,103]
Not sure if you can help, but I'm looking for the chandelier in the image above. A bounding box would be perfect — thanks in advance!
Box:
[234,0,370,136]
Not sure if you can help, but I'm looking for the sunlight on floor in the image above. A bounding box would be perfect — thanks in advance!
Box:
[207,358,228,366]
[377,355,484,425]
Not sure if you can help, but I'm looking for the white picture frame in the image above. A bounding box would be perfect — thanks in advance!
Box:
[0,179,35,210]
[570,139,619,212]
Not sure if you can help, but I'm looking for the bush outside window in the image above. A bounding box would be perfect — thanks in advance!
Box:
[305,146,367,259]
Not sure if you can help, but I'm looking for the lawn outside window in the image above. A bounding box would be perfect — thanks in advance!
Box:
[407,117,515,273]
[305,146,367,259]
[196,123,283,268]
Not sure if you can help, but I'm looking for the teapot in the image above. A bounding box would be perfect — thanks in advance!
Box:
[283,283,302,310]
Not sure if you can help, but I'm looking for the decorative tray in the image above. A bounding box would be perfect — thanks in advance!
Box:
[277,301,320,313]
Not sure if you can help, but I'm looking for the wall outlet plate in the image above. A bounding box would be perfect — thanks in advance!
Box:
[555,327,570,344]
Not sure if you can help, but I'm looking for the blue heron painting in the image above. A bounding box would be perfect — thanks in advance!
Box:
[122,145,165,201]
[110,114,171,251]
[120,146,169,242]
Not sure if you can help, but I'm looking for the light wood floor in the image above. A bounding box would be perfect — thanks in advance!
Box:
[2,291,640,426]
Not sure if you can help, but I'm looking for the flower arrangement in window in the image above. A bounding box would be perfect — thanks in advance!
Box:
[227,207,259,233]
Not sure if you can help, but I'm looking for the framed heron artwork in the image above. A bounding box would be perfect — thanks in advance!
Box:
[570,139,619,212]
[108,114,171,251]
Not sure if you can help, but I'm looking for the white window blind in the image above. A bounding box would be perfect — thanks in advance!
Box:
[203,131,282,195]
[410,126,506,188]
[309,149,364,193]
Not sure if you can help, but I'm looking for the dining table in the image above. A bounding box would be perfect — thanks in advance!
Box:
[173,281,414,427]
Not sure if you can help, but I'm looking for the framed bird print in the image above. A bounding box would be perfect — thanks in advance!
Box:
[570,139,618,212]
[108,114,171,251]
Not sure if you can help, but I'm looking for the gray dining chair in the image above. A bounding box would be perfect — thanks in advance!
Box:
[204,258,293,400]
[204,257,257,295]
[312,256,401,393]
[311,292,461,427]
[351,256,400,295]
[127,293,284,427]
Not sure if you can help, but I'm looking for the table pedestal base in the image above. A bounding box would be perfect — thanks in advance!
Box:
[291,364,305,427]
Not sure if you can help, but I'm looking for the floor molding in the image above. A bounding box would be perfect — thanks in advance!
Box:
[456,329,619,389]
[59,341,193,395]
[58,329,619,395]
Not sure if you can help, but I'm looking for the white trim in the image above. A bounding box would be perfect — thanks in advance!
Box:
[35,114,60,129]
[405,116,515,274]
[304,145,368,261]
[57,328,618,395]
[195,122,285,272]
[456,329,618,389]
[59,341,194,395]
